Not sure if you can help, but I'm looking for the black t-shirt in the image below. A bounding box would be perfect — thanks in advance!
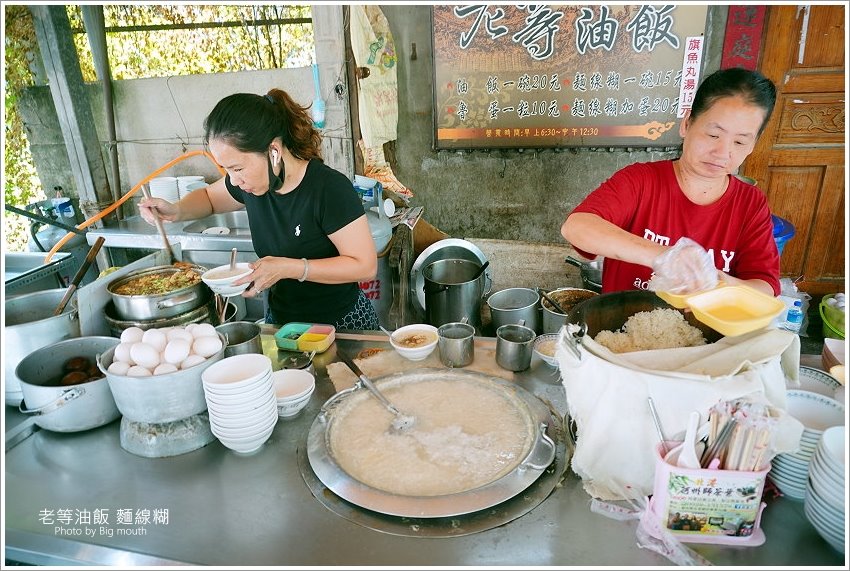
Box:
[226,159,365,324]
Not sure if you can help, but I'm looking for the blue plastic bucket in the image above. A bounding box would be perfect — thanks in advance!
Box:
[772,215,795,255]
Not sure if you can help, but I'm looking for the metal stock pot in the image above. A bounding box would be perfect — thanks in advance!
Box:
[107,264,210,321]
[16,336,121,432]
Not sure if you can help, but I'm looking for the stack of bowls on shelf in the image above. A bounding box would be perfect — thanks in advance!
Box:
[201,353,278,454]
[148,177,179,202]
[804,426,845,553]
[769,389,845,499]
[272,369,316,418]
[177,175,206,198]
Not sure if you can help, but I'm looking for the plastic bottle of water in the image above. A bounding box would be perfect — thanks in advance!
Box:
[784,299,804,333]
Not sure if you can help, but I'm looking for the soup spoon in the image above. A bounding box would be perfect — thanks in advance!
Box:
[339,351,415,433]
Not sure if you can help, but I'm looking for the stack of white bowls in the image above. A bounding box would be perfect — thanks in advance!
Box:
[769,390,845,499]
[148,177,179,202]
[201,354,278,454]
[177,175,206,198]
[272,369,316,418]
[804,426,845,553]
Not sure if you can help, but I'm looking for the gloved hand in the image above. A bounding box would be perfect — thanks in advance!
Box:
[648,237,718,294]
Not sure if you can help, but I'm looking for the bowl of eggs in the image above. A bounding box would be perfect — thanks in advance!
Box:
[201,263,253,297]
[99,323,227,423]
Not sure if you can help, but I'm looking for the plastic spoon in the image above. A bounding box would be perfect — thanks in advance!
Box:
[677,411,702,469]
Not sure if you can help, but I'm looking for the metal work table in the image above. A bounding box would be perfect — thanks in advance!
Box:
[3,331,843,566]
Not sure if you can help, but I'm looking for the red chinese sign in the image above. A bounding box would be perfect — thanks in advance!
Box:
[720,6,766,71]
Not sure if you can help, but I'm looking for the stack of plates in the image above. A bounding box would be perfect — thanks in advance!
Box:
[177,176,206,198]
[792,366,842,397]
[804,426,845,553]
[769,390,845,499]
[149,177,179,202]
[201,354,278,454]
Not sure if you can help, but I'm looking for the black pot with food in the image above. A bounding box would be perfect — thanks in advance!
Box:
[567,289,722,343]
[107,263,210,321]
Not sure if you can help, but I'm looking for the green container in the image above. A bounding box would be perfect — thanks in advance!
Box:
[819,295,845,340]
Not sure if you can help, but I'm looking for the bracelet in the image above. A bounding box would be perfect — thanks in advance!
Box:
[297,258,309,282]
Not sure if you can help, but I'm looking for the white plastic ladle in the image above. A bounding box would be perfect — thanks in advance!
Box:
[677,411,702,469]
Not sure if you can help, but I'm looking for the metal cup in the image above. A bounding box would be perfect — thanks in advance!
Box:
[437,321,475,367]
[496,322,536,372]
[215,321,263,357]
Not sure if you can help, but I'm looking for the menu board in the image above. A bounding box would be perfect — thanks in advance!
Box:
[433,5,709,149]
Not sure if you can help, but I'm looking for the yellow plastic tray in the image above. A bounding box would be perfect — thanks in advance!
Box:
[684,286,786,337]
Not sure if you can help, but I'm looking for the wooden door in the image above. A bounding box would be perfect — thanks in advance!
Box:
[742,4,845,295]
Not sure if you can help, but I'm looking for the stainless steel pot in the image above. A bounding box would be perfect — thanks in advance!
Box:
[106,264,210,321]
[103,299,212,337]
[5,289,81,407]
[308,368,556,518]
[541,287,598,334]
[99,332,227,423]
[16,336,121,432]
[487,287,540,334]
[423,259,489,329]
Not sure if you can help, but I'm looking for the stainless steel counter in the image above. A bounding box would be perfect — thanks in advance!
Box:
[3,331,843,566]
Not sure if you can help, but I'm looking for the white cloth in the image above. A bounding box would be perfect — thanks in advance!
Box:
[557,327,802,500]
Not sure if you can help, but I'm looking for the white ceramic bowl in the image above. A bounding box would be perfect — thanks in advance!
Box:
[277,388,315,418]
[389,324,439,361]
[202,263,253,296]
[202,354,272,391]
[217,425,276,454]
[785,390,845,432]
[533,334,559,367]
[273,369,316,401]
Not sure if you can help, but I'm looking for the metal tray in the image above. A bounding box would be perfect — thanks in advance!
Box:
[307,368,555,518]
[409,239,492,318]
[4,251,74,295]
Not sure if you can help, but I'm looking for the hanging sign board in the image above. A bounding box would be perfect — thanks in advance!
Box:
[433,5,709,149]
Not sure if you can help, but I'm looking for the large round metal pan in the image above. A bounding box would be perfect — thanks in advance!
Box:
[307,368,555,518]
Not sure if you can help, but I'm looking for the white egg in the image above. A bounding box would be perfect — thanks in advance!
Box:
[142,328,168,352]
[192,323,218,339]
[130,342,161,370]
[166,328,194,343]
[153,363,178,376]
[114,342,135,364]
[163,339,191,365]
[192,335,222,358]
[126,365,152,377]
[107,361,131,376]
[120,326,145,344]
[180,354,207,370]
[185,323,198,333]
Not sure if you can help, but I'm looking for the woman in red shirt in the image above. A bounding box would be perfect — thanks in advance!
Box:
[561,68,780,297]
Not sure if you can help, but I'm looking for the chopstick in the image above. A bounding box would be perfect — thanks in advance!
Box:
[140,184,176,264]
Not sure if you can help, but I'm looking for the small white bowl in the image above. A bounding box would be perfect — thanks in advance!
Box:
[202,354,272,390]
[786,390,845,432]
[277,388,314,418]
[272,369,316,401]
[202,263,253,296]
[533,334,559,367]
[389,324,439,361]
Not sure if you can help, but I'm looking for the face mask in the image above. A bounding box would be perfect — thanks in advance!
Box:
[268,150,284,192]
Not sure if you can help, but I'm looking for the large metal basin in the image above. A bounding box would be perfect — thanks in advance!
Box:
[307,368,556,518]
[182,211,250,235]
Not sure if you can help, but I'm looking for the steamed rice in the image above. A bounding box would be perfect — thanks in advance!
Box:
[594,308,706,353]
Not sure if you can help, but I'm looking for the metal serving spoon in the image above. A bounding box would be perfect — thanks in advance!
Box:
[338,351,414,433]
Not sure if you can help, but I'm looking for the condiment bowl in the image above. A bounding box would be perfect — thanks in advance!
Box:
[533,334,560,367]
[202,263,253,296]
[389,324,439,361]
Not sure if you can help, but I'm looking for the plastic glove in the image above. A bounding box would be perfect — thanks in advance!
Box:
[648,237,718,294]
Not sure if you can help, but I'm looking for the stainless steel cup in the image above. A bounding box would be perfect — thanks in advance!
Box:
[215,321,263,357]
[437,321,475,367]
[496,323,536,372]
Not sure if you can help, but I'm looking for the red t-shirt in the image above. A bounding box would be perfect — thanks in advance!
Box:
[570,160,780,295]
